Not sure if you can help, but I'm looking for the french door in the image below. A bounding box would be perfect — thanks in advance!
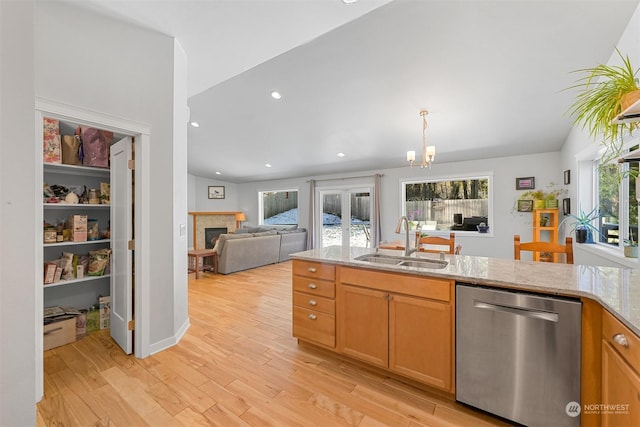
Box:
[318,187,373,249]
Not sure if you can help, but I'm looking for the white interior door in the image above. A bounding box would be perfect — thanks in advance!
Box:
[110,136,133,354]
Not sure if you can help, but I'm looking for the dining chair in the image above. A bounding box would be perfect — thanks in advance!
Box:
[514,235,574,264]
[417,232,456,254]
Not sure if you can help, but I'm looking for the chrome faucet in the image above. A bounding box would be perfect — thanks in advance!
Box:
[395,216,416,257]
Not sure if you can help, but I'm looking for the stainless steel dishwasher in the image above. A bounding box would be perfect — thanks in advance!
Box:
[456,283,582,427]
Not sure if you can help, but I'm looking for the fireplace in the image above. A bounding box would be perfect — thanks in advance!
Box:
[205,227,227,249]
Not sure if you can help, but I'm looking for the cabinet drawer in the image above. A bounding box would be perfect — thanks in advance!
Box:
[603,309,640,369]
[293,291,335,315]
[293,306,335,348]
[339,266,451,302]
[293,276,335,298]
[293,260,335,281]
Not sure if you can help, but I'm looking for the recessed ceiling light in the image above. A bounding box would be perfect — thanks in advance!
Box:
[215,171,221,175]
[342,0,359,4]
[337,152,345,158]
[271,91,282,100]
[265,163,272,168]
[190,122,199,127]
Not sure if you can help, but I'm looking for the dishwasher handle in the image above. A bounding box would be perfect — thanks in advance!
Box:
[474,301,559,322]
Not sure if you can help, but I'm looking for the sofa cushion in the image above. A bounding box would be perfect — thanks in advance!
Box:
[213,233,253,254]
[277,228,305,235]
[257,224,298,232]
[238,226,259,233]
[252,230,278,237]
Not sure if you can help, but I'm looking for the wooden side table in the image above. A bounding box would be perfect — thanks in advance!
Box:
[188,249,217,279]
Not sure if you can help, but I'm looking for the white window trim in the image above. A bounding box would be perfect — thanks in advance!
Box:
[258,188,299,225]
[399,172,494,237]
[573,136,640,267]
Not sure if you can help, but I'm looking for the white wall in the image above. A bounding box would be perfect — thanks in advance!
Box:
[229,150,562,260]
[172,40,190,342]
[34,2,187,352]
[187,174,239,248]
[561,1,640,268]
[0,2,37,424]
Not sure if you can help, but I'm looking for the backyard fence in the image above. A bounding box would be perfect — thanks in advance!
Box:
[322,194,371,221]
[406,199,488,229]
[263,191,298,219]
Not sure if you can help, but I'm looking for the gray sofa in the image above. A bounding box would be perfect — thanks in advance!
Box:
[213,225,307,274]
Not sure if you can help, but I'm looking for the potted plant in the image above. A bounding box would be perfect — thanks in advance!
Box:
[559,206,601,243]
[518,183,566,210]
[518,189,546,209]
[565,49,640,149]
[624,237,638,258]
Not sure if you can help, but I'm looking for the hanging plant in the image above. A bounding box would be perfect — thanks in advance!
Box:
[565,49,640,146]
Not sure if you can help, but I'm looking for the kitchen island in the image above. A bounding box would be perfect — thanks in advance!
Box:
[291,246,640,427]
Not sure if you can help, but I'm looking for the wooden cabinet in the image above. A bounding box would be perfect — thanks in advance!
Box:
[389,293,451,390]
[532,208,559,261]
[292,260,336,348]
[602,309,640,427]
[339,284,388,367]
[337,266,453,392]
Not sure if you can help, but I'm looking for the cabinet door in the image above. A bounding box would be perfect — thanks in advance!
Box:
[602,341,640,427]
[338,284,388,368]
[389,294,451,390]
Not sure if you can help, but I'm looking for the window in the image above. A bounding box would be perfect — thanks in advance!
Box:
[402,175,491,232]
[595,145,638,247]
[259,190,298,225]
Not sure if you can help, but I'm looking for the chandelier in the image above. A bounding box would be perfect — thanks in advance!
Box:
[406,110,436,169]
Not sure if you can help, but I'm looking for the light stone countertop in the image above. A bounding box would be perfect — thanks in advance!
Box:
[291,246,640,336]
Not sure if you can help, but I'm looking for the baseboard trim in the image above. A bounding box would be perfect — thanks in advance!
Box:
[147,317,191,356]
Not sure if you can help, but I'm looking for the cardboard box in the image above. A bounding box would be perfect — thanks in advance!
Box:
[69,215,87,242]
[99,296,111,329]
[43,316,76,350]
[86,307,100,333]
[76,309,87,339]
[44,262,57,284]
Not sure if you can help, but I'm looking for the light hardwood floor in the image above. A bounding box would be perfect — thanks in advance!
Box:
[37,261,509,427]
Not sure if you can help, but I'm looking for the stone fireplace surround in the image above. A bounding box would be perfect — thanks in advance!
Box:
[189,211,242,249]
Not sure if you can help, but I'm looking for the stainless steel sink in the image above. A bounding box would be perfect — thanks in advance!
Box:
[354,253,448,269]
[398,259,447,269]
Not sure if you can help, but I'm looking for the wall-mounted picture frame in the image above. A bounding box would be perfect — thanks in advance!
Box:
[564,169,571,185]
[516,177,535,190]
[563,198,571,216]
[517,199,534,212]
[208,186,225,199]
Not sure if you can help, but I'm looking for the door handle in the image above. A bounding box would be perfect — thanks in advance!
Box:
[308,299,317,306]
[308,267,317,273]
[474,301,559,322]
[308,314,317,320]
[308,283,317,290]
[613,333,629,348]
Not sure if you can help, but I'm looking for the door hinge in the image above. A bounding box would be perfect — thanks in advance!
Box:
[128,320,135,331]
[128,159,135,170]
[128,239,135,250]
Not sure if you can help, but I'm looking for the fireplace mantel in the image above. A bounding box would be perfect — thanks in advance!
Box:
[189,211,243,249]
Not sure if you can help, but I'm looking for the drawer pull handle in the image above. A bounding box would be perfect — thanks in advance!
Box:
[308,283,317,289]
[308,314,317,320]
[613,333,629,348]
[308,299,317,306]
[308,267,317,273]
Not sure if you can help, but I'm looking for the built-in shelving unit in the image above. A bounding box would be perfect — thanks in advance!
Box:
[613,98,640,124]
[532,208,559,262]
[43,119,112,310]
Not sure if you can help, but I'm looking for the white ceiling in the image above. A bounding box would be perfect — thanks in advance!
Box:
[74,0,639,183]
